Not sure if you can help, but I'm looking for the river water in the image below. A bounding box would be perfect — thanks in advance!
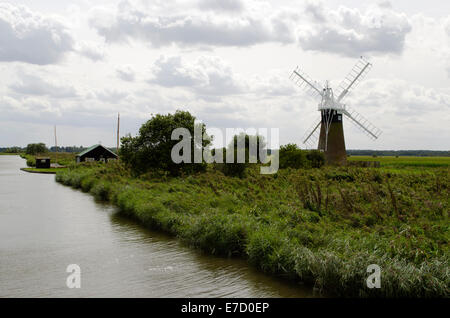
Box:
[0,155,311,297]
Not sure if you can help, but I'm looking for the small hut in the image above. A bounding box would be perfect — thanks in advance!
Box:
[35,157,51,169]
[76,144,118,163]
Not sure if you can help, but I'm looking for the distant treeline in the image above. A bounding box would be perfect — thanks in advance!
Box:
[49,146,85,153]
[0,147,23,153]
[49,146,117,153]
[347,150,450,157]
[1,145,448,157]
[0,145,118,154]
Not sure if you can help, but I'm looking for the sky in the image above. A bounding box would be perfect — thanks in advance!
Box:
[0,0,449,150]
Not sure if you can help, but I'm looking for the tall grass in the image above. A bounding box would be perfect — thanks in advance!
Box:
[55,162,449,297]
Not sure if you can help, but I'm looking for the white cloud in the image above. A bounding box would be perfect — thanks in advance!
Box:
[9,70,78,98]
[148,55,245,96]
[94,89,129,104]
[0,3,74,65]
[298,1,412,57]
[89,0,295,47]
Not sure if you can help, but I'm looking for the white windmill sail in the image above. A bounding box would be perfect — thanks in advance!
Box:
[289,67,323,99]
[335,57,372,102]
[343,105,382,140]
[302,116,321,149]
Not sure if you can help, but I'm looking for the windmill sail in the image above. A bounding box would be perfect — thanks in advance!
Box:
[289,67,323,99]
[336,57,372,102]
[343,105,382,140]
[302,116,321,149]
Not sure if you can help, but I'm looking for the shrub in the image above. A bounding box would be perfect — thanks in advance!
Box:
[279,143,309,169]
[26,157,35,167]
[306,150,325,168]
[91,181,111,201]
[221,133,267,178]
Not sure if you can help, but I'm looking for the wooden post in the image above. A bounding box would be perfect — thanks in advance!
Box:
[54,125,57,164]
[117,113,120,157]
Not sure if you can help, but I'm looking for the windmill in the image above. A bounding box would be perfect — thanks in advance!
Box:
[289,57,382,165]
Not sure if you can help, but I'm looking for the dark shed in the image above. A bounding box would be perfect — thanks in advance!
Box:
[76,144,118,163]
[35,157,51,169]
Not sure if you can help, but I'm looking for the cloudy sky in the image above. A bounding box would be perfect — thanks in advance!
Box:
[0,0,449,150]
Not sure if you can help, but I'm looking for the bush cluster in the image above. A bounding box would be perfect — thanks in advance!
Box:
[279,144,325,169]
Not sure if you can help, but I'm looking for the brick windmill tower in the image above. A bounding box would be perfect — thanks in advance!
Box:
[289,57,382,165]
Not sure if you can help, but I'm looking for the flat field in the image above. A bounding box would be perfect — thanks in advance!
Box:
[348,155,450,169]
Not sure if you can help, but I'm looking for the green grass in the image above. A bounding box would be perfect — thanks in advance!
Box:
[22,167,68,174]
[348,156,450,168]
[55,162,449,297]
[0,152,21,155]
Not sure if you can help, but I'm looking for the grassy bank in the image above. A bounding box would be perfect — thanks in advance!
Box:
[21,167,67,174]
[55,161,449,297]
[21,152,75,167]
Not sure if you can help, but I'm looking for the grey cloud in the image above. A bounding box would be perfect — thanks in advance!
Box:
[377,1,393,9]
[149,56,204,87]
[304,0,326,23]
[9,72,78,98]
[0,3,74,65]
[89,2,295,47]
[445,17,450,36]
[299,2,412,56]
[148,55,244,96]
[198,0,244,12]
[94,89,128,103]
[116,65,136,82]
[77,42,105,62]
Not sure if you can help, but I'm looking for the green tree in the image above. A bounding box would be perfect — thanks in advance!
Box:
[222,133,266,178]
[279,143,308,169]
[26,143,48,155]
[120,110,210,176]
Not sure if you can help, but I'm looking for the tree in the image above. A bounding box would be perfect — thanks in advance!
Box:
[279,143,308,169]
[222,133,266,178]
[26,143,48,155]
[120,110,210,176]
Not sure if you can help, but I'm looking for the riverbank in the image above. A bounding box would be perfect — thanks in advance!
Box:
[21,167,67,174]
[55,161,449,297]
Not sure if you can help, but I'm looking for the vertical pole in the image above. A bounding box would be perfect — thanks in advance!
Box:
[54,125,57,165]
[54,125,57,150]
[117,113,120,157]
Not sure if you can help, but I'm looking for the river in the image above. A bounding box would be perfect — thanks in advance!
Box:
[0,155,311,297]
